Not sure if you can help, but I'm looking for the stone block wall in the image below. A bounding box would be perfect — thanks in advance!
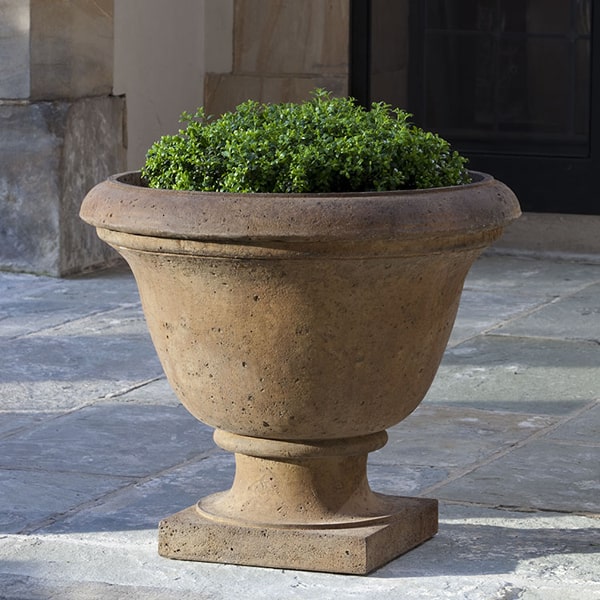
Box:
[1,0,354,274]
[0,97,125,275]
[204,0,350,115]
[29,0,114,100]
[0,0,30,98]
[0,0,125,275]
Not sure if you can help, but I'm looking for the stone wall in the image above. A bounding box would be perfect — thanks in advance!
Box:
[1,0,353,274]
[0,0,125,275]
[0,97,125,275]
[114,0,206,169]
[204,0,350,115]
[29,0,114,100]
[0,0,30,98]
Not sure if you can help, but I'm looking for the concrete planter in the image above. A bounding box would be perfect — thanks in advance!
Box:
[80,171,520,574]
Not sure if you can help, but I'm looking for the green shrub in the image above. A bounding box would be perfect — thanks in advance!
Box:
[142,90,471,193]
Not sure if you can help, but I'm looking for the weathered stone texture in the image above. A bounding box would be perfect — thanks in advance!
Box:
[0,0,30,98]
[30,0,114,100]
[159,498,438,574]
[60,96,127,275]
[205,0,350,115]
[0,0,120,275]
[0,102,64,274]
[0,96,125,275]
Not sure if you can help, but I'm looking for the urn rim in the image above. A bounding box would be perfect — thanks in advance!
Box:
[80,170,521,243]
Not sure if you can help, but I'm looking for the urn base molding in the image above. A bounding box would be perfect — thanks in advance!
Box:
[159,429,437,574]
[159,500,438,575]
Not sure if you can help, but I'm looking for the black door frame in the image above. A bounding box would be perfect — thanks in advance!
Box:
[349,0,372,108]
[349,0,600,214]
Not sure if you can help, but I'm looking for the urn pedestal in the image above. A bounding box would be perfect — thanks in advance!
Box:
[81,171,520,574]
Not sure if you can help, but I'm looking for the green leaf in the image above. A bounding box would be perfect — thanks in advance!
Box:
[141,90,471,193]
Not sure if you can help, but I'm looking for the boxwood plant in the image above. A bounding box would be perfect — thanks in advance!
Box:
[142,89,470,194]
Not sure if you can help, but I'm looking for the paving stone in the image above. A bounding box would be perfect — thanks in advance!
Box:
[449,288,548,346]
[1,255,599,597]
[436,436,600,513]
[494,282,600,343]
[0,265,139,338]
[30,303,149,338]
[0,575,208,600]
[0,403,213,477]
[40,452,234,535]
[116,376,180,406]
[426,335,600,414]
[367,463,449,497]
[467,254,600,297]
[0,504,597,599]
[0,413,55,439]
[544,401,600,444]
[0,468,131,534]
[0,308,163,411]
[375,405,557,468]
[379,503,600,581]
[36,451,446,538]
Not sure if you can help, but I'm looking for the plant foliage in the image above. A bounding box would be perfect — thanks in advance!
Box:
[142,90,471,193]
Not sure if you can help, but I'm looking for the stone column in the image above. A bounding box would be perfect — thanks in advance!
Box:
[0,0,126,275]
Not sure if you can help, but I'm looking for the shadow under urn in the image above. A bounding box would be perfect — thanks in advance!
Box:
[80,171,520,574]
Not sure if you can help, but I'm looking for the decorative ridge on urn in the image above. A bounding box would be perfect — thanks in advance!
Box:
[80,170,521,244]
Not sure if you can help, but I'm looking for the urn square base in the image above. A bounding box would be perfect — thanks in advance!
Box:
[158,495,438,575]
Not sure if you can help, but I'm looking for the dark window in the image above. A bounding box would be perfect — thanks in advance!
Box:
[350,0,600,214]
[417,0,592,158]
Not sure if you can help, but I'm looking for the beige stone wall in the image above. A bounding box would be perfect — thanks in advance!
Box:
[204,0,350,115]
[114,0,351,163]
[204,0,234,75]
[114,0,205,169]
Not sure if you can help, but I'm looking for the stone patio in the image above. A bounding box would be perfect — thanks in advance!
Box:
[0,252,598,599]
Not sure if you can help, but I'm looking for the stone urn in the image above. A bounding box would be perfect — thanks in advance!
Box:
[80,171,520,574]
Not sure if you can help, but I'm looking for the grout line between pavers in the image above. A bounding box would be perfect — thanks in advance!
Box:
[8,302,143,341]
[487,248,600,268]
[439,498,600,519]
[0,376,168,441]
[453,275,600,348]
[418,398,600,500]
[17,447,225,536]
[100,375,167,400]
[479,295,572,334]
[478,332,600,346]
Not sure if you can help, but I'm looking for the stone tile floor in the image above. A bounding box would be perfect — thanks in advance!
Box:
[0,253,598,599]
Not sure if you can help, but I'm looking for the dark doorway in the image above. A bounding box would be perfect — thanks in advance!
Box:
[350,0,599,214]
